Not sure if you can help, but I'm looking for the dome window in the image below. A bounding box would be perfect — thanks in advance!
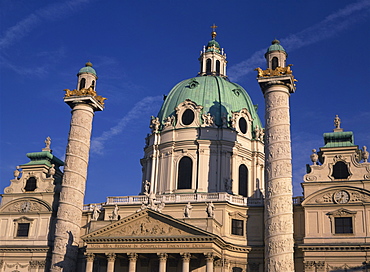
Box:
[178,156,192,189]
[182,109,195,126]
[24,177,37,191]
[91,80,95,90]
[238,164,248,197]
[239,117,247,134]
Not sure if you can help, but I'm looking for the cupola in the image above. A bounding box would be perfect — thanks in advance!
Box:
[265,39,287,70]
[198,25,227,77]
[76,62,98,91]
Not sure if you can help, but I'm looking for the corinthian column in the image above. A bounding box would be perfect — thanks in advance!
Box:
[257,74,296,271]
[51,89,105,271]
[181,253,191,272]
[158,253,168,272]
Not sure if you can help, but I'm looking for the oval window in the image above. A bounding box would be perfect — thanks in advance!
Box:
[182,109,194,125]
[238,117,247,134]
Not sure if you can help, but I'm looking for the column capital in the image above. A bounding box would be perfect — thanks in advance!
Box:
[157,252,168,261]
[85,252,95,261]
[128,252,138,261]
[106,252,116,261]
[180,252,191,261]
[204,252,214,261]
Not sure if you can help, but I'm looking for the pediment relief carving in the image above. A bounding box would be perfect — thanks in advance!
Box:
[104,215,186,237]
[303,188,370,205]
[0,198,51,213]
[85,211,210,240]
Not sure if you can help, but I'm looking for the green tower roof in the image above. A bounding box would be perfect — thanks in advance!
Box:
[157,76,262,129]
[78,62,97,76]
[266,39,286,53]
[21,151,64,168]
[323,131,355,148]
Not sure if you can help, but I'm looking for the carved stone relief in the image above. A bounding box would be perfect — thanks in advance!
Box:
[105,216,185,237]
[2,199,50,213]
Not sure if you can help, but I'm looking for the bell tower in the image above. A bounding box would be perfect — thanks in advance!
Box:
[51,63,106,271]
[256,40,297,272]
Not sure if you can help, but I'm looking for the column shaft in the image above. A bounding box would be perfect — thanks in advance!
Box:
[205,253,214,272]
[106,253,116,272]
[51,103,95,271]
[128,253,138,272]
[263,85,294,272]
[158,253,168,272]
[85,253,95,272]
[181,253,191,272]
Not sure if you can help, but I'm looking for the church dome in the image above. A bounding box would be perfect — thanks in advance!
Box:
[266,39,286,53]
[157,76,262,129]
[78,62,97,76]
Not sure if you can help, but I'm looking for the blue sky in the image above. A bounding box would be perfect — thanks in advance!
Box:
[1,0,369,204]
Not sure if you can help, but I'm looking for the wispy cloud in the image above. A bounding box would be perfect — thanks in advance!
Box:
[0,0,92,50]
[228,0,370,81]
[91,96,163,154]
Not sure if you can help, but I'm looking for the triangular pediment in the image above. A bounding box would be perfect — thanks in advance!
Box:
[82,209,215,241]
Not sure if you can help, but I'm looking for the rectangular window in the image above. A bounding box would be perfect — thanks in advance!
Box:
[231,219,244,236]
[335,217,353,234]
[17,223,30,237]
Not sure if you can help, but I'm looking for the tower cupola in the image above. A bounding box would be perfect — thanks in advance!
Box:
[77,61,98,91]
[265,39,287,70]
[198,25,227,77]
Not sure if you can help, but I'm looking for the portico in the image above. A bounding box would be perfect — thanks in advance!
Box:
[82,209,249,272]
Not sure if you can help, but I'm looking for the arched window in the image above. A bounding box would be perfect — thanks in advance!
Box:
[272,57,278,70]
[178,156,192,189]
[182,109,194,125]
[332,161,350,179]
[24,177,37,191]
[206,59,212,74]
[79,78,86,90]
[91,80,95,90]
[238,165,248,197]
[216,60,220,75]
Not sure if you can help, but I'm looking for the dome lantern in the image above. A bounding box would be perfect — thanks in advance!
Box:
[198,25,227,77]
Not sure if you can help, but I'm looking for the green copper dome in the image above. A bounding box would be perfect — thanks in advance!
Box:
[267,39,286,53]
[206,39,221,53]
[157,76,262,129]
[78,62,97,76]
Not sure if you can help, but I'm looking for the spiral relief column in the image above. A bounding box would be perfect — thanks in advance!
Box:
[256,40,296,272]
[51,63,105,271]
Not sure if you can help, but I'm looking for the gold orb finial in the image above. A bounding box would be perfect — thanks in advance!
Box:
[86,61,93,67]
[210,24,218,39]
